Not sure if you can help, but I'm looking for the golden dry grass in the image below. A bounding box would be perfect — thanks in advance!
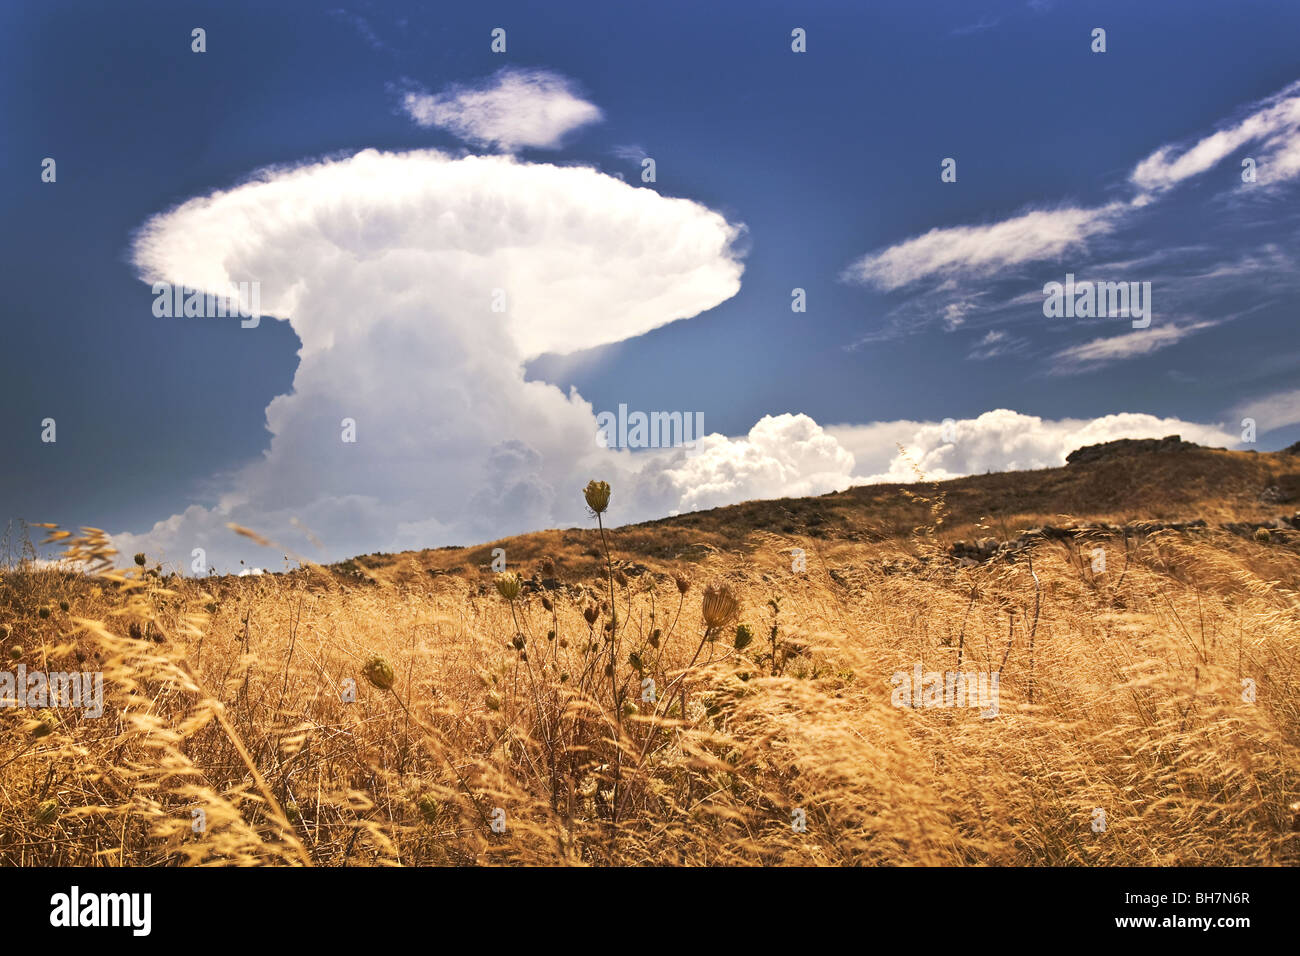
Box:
[2,446,1298,866]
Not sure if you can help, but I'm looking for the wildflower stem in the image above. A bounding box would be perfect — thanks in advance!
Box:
[596,511,623,830]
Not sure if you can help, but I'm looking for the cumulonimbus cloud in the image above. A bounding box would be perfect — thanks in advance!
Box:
[118,148,743,569]
[114,149,1246,573]
[400,68,603,150]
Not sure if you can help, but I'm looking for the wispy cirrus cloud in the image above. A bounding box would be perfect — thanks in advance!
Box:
[1234,387,1300,433]
[1048,320,1218,375]
[330,9,389,54]
[1131,80,1300,191]
[950,16,1000,37]
[846,79,1300,293]
[611,144,649,163]
[843,203,1126,291]
[967,328,1028,361]
[399,68,603,151]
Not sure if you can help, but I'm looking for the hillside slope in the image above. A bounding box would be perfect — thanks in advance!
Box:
[340,437,1300,591]
[4,436,1298,866]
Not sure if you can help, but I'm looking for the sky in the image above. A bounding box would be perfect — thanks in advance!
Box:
[3,0,1299,572]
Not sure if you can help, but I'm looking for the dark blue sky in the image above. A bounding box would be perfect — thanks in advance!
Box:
[4,0,1299,567]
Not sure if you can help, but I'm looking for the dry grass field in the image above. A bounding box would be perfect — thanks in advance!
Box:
[2,439,1299,866]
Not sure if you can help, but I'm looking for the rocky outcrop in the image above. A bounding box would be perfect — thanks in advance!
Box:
[948,514,1297,565]
[1065,434,1202,465]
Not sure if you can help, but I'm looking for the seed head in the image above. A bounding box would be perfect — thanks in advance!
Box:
[733,623,754,651]
[675,574,690,595]
[362,656,395,691]
[701,583,740,629]
[583,480,611,515]
[417,795,440,824]
[495,571,522,601]
[134,553,147,567]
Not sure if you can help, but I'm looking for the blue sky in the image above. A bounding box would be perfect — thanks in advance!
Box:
[4,0,1299,571]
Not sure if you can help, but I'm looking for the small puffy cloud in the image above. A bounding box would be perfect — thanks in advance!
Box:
[942,300,976,330]
[1131,80,1300,191]
[400,68,602,151]
[844,203,1125,291]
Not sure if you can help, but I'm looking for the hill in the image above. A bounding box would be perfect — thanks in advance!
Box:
[340,437,1300,592]
[2,437,1298,866]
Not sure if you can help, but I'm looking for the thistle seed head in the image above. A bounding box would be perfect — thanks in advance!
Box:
[701,583,739,629]
[583,480,611,515]
[495,571,522,602]
[362,656,396,691]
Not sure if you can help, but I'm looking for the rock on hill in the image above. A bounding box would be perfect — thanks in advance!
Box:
[1064,434,1203,465]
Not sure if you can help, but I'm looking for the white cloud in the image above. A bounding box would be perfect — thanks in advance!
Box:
[117,148,743,570]
[640,414,858,513]
[823,420,930,479]
[114,149,1248,573]
[1235,387,1300,433]
[1049,320,1218,374]
[847,79,1300,294]
[967,328,1028,361]
[1131,80,1300,191]
[830,410,1238,485]
[400,68,602,150]
[611,144,649,163]
[844,203,1125,291]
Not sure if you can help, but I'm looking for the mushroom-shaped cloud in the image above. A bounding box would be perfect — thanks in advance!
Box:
[117,149,745,569]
